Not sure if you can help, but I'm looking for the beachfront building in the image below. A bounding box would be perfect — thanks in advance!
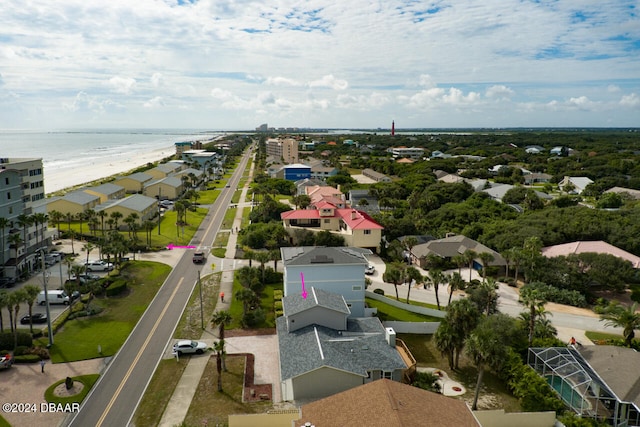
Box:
[175,141,193,157]
[143,177,184,201]
[172,168,205,187]
[113,172,154,194]
[266,137,299,164]
[0,157,52,280]
[145,163,184,180]
[96,194,158,225]
[46,191,101,216]
[82,183,126,203]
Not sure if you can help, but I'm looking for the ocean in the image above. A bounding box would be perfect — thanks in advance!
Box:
[0,129,222,192]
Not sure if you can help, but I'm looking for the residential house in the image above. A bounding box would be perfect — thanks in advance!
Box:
[523,172,552,185]
[96,194,158,225]
[525,145,545,154]
[529,345,640,426]
[542,241,640,268]
[275,164,311,181]
[47,191,101,216]
[482,183,553,204]
[305,185,346,207]
[294,178,326,196]
[280,246,371,316]
[388,146,425,160]
[348,189,379,214]
[362,168,391,183]
[411,234,506,270]
[143,176,184,200]
[310,165,338,180]
[172,167,204,186]
[559,176,594,194]
[277,288,411,401]
[281,204,384,251]
[604,186,640,200]
[434,170,464,184]
[82,183,126,203]
[113,172,153,194]
[294,379,481,427]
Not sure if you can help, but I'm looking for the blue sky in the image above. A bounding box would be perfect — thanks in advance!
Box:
[0,0,638,129]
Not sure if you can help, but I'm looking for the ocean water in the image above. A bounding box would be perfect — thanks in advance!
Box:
[0,129,221,192]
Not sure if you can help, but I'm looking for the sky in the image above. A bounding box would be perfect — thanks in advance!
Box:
[1,0,639,130]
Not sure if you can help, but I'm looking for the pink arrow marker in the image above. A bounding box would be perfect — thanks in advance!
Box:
[166,243,197,250]
[300,272,307,299]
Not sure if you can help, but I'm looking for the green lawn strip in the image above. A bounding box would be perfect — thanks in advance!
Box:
[585,330,624,343]
[39,261,171,362]
[365,297,441,322]
[212,247,227,258]
[44,374,100,405]
[232,190,241,204]
[183,355,269,426]
[399,334,521,412]
[173,272,221,339]
[221,207,237,230]
[240,207,251,229]
[376,293,443,311]
[133,358,190,427]
[227,278,245,330]
[258,283,281,328]
[149,208,208,247]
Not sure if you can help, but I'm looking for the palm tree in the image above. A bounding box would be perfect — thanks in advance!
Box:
[214,340,225,392]
[211,311,232,371]
[8,289,27,348]
[447,272,465,306]
[269,249,280,272]
[16,214,32,258]
[382,262,405,300]
[427,269,447,310]
[32,212,48,250]
[434,320,457,370]
[254,251,271,284]
[403,236,418,265]
[600,302,640,347]
[235,288,258,318]
[83,242,95,266]
[519,284,548,347]
[0,291,8,333]
[478,252,495,282]
[404,266,422,304]
[49,210,64,238]
[23,285,41,334]
[97,211,108,236]
[462,249,477,282]
[110,211,123,230]
[76,211,86,239]
[522,236,543,282]
[480,277,499,316]
[466,314,517,410]
[452,254,466,277]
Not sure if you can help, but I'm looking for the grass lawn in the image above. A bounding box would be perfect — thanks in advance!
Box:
[365,297,442,322]
[375,293,443,311]
[173,272,221,339]
[399,334,522,412]
[197,187,222,204]
[184,355,270,426]
[39,261,171,362]
[221,207,237,230]
[228,278,281,330]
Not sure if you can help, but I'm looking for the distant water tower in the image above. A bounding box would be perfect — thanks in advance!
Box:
[391,120,395,136]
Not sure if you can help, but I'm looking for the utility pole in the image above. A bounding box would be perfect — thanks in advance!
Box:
[157,187,161,235]
[198,270,204,330]
[40,250,54,347]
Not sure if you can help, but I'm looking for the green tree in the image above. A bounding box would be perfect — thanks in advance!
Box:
[519,283,548,347]
[462,249,477,282]
[211,311,232,371]
[382,262,405,300]
[478,252,495,281]
[600,302,640,347]
[22,285,41,334]
[8,289,27,349]
[0,290,8,333]
[466,313,521,410]
[426,269,447,310]
[447,272,465,306]
[404,266,422,304]
[0,217,8,268]
[214,339,225,392]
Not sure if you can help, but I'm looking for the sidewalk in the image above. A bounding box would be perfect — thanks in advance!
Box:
[158,155,256,427]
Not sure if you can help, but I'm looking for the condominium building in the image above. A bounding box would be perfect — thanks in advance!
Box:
[0,157,51,281]
[266,138,299,164]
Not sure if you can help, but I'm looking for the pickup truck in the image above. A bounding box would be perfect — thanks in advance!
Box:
[192,251,206,264]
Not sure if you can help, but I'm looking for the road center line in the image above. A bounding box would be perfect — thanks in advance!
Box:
[96,277,184,427]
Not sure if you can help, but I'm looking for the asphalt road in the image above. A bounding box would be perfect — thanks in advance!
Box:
[65,149,251,427]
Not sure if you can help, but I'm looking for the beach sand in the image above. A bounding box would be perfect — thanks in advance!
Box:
[45,146,174,194]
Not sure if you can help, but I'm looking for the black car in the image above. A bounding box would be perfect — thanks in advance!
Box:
[0,277,16,288]
[20,313,48,325]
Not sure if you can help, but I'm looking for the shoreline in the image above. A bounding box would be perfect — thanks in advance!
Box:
[45,145,174,194]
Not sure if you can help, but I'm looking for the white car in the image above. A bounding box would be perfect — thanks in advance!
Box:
[365,264,375,275]
[173,340,208,356]
[84,260,114,272]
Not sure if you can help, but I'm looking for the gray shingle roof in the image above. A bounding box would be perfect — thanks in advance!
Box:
[277,316,406,381]
[83,183,124,195]
[98,194,156,211]
[412,234,506,265]
[118,172,152,183]
[63,191,100,205]
[281,246,370,266]
[146,176,183,188]
[283,287,350,316]
[579,345,640,406]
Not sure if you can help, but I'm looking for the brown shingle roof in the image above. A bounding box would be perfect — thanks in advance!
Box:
[295,379,480,427]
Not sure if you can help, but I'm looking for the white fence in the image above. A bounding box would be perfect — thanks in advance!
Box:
[365,290,446,318]
[382,321,440,334]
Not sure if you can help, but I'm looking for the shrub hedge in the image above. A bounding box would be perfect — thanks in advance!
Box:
[0,332,33,349]
[106,279,127,297]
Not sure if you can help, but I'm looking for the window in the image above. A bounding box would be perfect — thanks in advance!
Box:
[324,219,330,223]
[352,286,362,291]
[383,371,392,380]
[364,229,371,235]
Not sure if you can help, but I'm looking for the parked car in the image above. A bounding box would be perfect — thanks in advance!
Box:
[69,273,100,284]
[0,352,13,370]
[85,260,114,272]
[173,340,208,356]
[0,277,16,288]
[37,290,70,305]
[20,313,48,325]
[70,290,81,301]
[365,264,376,275]
[192,251,206,264]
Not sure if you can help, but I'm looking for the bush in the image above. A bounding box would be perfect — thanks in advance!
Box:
[14,345,29,356]
[526,282,587,308]
[0,332,33,349]
[106,279,127,297]
[13,354,41,364]
[242,308,265,327]
[373,288,385,295]
[274,301,283,310]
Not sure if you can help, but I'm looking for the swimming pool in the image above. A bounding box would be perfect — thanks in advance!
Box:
[546,375,591,410]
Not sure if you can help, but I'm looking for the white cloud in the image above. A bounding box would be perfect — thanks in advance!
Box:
[151,73,164,88]
[607,85,620,93]
[210,88,233,100]
[485,85,514,99]
[620,93,640,108]
[418,74,437,88]
[308,75,348,90]
[265,76,302,87]
[567,96,597,110]
[108,76,136,95]
[143,96,164,108]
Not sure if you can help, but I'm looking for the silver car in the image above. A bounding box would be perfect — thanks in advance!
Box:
[173,340,208,356]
